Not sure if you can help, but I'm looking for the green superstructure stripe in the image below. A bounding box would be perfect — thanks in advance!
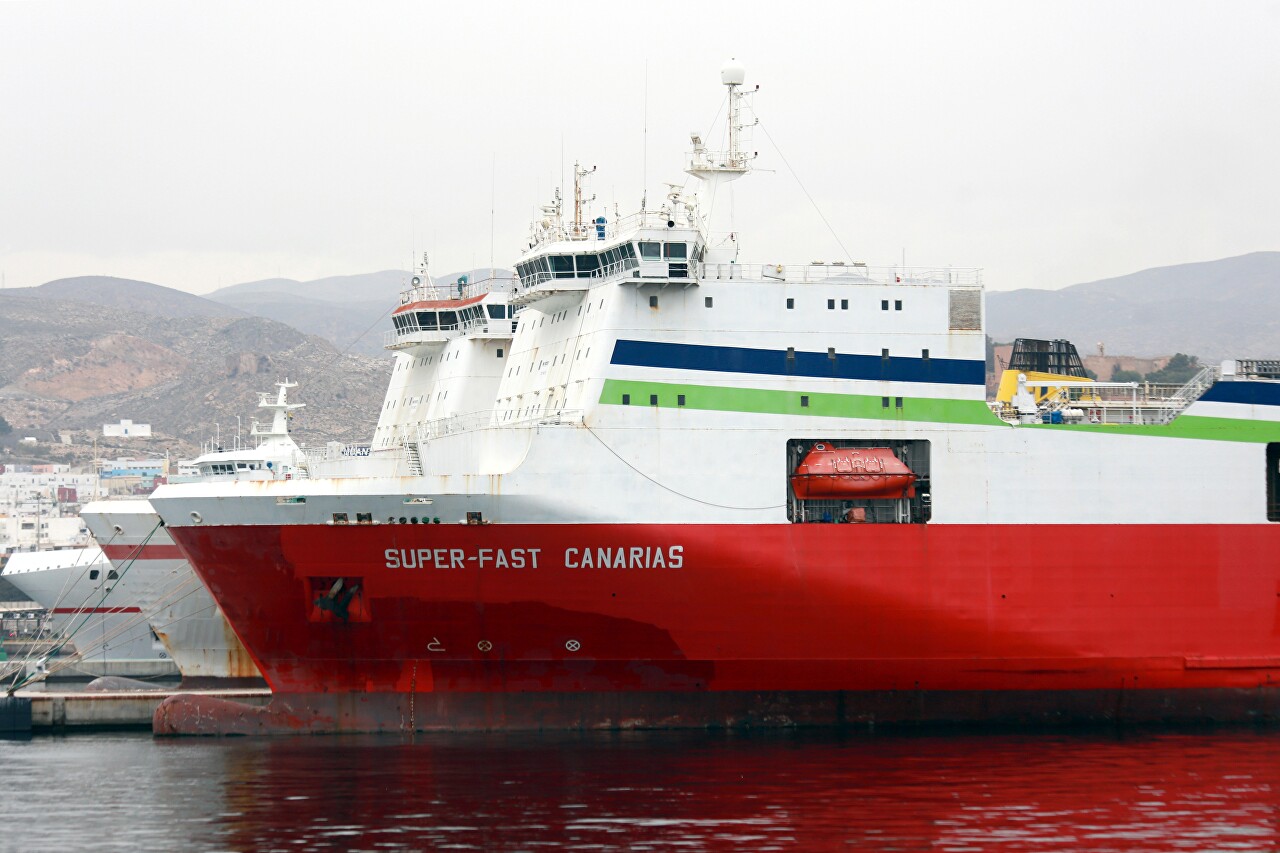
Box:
[599,379,1003,426]
[599,379,1280,442]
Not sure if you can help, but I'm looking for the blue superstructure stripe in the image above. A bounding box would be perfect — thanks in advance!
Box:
[1200,381,1280,407]
[610,339,985,385]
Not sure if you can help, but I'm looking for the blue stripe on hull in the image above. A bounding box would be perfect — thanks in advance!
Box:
[610,339,985,386]
[1200,381,1280,407]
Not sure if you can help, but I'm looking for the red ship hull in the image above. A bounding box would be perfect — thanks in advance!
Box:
[159,522,1280,733]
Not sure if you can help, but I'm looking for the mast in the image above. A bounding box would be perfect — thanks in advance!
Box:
[686,58,756,263]
[251,379,305,443]
[572,161,596,238]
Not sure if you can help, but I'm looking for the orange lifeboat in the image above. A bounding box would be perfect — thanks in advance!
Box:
[790,443,916,500]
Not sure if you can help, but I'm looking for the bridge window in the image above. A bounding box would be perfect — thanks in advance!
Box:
[486,304,505,319]
[416,311,438,330]
[576,254,600,275]
[640,242,661,260]
[664,243,687,259]
[550,255,575,279]
[438,311,458,328]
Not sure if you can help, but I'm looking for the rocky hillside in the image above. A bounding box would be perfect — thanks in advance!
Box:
[987,252,1280,360]
[0,286,387,463]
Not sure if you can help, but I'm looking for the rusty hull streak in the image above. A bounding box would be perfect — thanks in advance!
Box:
[152,687,1280,737]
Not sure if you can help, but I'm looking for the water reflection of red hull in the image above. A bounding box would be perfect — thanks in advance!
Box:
[209,731,1280,852]
[155,520,1280,734]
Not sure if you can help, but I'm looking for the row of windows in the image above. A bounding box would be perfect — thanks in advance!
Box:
[200,461,266,475]
[516,243,639,286]
[620,392,908,410]
[393,303,510,333]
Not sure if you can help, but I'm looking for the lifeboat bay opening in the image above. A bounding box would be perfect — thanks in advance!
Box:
[786,438,932,524]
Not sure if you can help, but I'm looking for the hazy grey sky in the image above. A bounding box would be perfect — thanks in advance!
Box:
[2,0,1277,294]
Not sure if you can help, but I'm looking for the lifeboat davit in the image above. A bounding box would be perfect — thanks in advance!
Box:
[790,443,916,500]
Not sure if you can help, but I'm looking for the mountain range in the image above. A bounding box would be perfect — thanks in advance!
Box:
[985,252,1280,361]
[203,269,513,357]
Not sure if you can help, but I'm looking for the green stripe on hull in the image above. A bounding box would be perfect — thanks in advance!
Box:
[599,379,1280,442]
[599,379,1003,426]
[1029,415,1280,443]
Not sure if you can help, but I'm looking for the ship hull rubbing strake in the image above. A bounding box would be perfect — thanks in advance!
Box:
[153,520,1280,734]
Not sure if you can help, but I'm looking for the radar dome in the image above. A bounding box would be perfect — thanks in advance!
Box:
[720,58,745,86]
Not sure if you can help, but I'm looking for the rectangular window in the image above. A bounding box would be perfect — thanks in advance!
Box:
[622,394,631,405]
[895,300,903,311]
[639,242,661,259]
[705,296,713,307]
[649,295,658,308]
[678,394,686,406]
[881,397,890,408]
[881,299,889,310]
[650,394,659,406]
[882,348,890,360]
[496,348,504,358]
[786,298,794,309]
[576,254,600,275]
[550,255,575,278]
[1269,443,1280,522]
[827,298,835,309]
[895,397,904,409]
[664,243,687,259]
[921,348,929,361]
[840,299,848,310]
[800,395,809,408]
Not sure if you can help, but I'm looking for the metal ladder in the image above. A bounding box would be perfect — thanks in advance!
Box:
[403,441,423,476]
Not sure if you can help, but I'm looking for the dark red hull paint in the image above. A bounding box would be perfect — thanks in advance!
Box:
[165,522,1280,733]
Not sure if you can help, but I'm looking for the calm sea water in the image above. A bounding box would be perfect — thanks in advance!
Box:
[1,728,1278,851]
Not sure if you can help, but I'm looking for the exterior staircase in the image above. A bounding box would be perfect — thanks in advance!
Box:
[1158,365,1219,424]
[403,441,423,476]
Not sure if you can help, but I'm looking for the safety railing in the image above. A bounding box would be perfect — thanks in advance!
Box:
[699,263,982,287]
[395,408,584,446]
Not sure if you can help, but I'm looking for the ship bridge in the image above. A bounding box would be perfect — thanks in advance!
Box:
[385,274,518,354]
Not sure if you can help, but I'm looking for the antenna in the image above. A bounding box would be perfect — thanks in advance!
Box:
[642,59,649,214]
[490,153,496,283]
